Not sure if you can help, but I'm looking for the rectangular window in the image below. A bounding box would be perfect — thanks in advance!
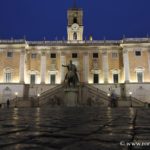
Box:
[72,53,78,58]
[112,52,118,58]
[113,74,119,83]
[137,72,143,83]
[7,52,13,58]
[30,74,36,84]
[51,53,56,58]
[93,53,99,58]
[31,53,37,59]
[6,73,11,83]
[135,51,141,56]
[50,74,56,84]
[93,74,99,84]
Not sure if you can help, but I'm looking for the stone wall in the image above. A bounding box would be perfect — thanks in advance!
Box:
[0,84,24,103]
[93,83,150,103]
[28,84,57,97]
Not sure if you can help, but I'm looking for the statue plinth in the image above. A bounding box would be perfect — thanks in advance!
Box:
[64,88,78,106]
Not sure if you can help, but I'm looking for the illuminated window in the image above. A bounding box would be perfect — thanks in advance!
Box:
[7,52,13,58]
[50,74,56,84]
[137,72,143,83]
[6,73,11,83]
[93,74,99,84]
[30,74,36,84]
[113,74,119,83]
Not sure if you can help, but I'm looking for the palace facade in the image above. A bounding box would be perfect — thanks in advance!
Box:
[0,6,150,104]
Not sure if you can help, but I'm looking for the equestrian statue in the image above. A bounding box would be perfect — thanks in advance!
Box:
[62,60,79,88]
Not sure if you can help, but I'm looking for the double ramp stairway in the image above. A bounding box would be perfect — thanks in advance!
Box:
[35,83,146,107]
[6,83,146,108]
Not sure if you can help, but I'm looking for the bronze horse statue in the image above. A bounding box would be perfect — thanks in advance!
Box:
[62,60,79,88]
[65,70,77,87]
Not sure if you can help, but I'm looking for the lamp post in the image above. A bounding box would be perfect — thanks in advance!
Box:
[129,92,132,107]
[107,93,111,107]
[107,93,110,97]
[37,93,40,107]
[15,92,18,108]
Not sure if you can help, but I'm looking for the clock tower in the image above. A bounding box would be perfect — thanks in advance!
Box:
[67,5,83,41]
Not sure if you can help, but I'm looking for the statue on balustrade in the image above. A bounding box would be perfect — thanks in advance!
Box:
[62,60,79,87]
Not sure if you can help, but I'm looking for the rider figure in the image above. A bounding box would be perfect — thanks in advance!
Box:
[62,60,79,83]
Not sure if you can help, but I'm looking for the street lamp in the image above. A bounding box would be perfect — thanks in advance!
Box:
[107,93,111,107]
[107,93,110,97]
[15,92,18,108]
[15,92,18,97]
[37,93,40,97]
[129,92,132,107]
[37,93,40,107]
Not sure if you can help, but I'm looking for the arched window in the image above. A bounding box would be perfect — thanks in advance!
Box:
[73,32,77,40]
[73,17,77,23]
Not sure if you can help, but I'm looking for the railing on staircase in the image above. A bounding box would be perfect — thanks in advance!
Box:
[1,83,146,108]
[84,83,146,107]
[82,84,111,106]
[38,84,65,106]
[127,96,146,106]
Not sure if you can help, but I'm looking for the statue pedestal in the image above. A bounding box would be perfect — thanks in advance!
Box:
[64,88,78,106]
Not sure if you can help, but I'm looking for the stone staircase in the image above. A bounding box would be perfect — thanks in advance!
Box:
[89,84,146,107]
[2,83,146,108]
[122,96,146,107]
[38,83,111,107]
[38,84,65,106]
[23,84,30,98]
[80,84,111,106]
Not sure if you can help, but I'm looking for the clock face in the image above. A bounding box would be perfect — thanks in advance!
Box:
[71,23,79,31]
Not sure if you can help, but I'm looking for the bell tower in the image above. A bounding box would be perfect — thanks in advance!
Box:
[67,2,83,41]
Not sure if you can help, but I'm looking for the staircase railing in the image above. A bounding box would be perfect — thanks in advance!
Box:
[83,83,111,103]
[85,84,146,107]
[38,84,65,106]
[128,96,146,106]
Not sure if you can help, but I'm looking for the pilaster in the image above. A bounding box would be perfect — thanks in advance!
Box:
[102,50,109,83]
[123,49,130,83]
[40,52,46,84]
[83,52,89,83]
[19,50,25,83]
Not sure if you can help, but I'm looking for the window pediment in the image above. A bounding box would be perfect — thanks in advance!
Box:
[135,67,145,72]
[111,69,120,74]
[3,68,14,73]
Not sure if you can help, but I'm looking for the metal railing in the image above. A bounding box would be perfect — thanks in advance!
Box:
[130,96,145,105]
[84,83,111,102]
[84,84,146,107]
[38,84,65,106]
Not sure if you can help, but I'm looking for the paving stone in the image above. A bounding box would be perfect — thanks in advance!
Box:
[0,107,149,150]
[84,133,132,143]
[28,137,77,149]
[62,141,128,150]
[1,144,53,150]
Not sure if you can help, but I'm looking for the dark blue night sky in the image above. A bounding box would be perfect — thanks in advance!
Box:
[0,0,150,40]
